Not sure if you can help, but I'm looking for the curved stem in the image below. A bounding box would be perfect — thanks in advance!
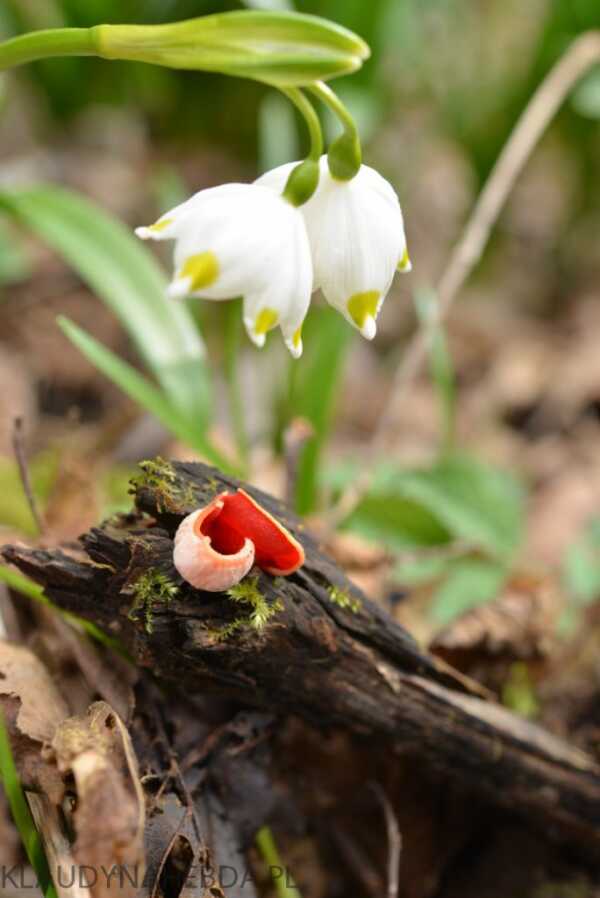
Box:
[0,28,95,70]
[308,81,362,179]
[280,86,323,161]
[309,80,357,138]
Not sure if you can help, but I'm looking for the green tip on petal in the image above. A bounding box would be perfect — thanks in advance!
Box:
[347,290,379,339]
[254,307,279,336]
[285,326,303,359]
[397,247,412,272]
[150,217,173,233]
[181,252,220,291]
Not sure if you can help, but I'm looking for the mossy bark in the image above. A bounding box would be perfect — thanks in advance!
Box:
[4,459,600,855]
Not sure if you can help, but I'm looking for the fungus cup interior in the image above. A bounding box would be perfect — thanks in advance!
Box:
[195,489,303,575]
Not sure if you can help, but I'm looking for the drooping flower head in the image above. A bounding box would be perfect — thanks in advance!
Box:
[136,182,312,358]
[257,155,410,340]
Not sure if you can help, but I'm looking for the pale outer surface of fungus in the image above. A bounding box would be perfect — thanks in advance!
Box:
[173,501,255,592]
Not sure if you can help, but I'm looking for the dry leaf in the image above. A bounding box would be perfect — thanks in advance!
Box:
[0,641,69,801]
[431,574,560,683]
[0,641,69,743]
[51,702,145,898]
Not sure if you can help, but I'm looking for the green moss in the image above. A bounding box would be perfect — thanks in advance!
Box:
[328,585,361,614]
[208,575,283,641]
[132,457,176,489]
[128,568,179,634]
[130,457,196,512]
[205,476,222,495]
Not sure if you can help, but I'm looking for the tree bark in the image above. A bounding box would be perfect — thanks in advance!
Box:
[4,459,600,853]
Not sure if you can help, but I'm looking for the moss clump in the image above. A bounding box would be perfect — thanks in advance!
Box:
[130,457,197,512]
[209,576,283,641]
[328,585,361,614]
[128,568,179,634]
[132,457,176,489]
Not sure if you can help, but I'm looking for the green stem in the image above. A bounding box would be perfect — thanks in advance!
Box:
[280,86,323,162]
[255,826,300,898]
[309,80,356,136]
[0,27,95,70]
[279,87,323,206]
[223,300,250,470]
[308,80,362,179]
[0,713,58,898]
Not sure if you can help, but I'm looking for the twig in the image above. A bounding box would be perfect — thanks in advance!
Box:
[11,417,45,536]
[325,31,600,529]
[329,824,383,897]
[370,784,402,898]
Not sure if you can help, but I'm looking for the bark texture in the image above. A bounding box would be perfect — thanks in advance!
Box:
[4,459,600,855]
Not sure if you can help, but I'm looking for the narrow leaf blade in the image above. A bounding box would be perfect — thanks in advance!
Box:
[57,317,228,469]
[0,184,211,429]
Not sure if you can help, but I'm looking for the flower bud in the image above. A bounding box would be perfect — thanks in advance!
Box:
[92,11,370,87]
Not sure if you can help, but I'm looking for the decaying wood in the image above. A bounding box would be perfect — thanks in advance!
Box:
[4,459,600,855]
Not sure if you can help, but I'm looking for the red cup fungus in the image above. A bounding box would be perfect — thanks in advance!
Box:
[173,489,305,592]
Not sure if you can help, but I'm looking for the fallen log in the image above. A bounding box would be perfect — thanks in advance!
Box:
[4,458,600,852]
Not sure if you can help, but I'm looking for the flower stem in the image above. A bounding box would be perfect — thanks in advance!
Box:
[0,27,96,70]
[224,299,250,470]
[280,86,323,161]
[309,81,356,136]
[280,87,323,206]
[308,80,362,179]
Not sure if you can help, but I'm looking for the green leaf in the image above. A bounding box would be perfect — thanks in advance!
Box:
[389,455,524,560]
[94,12,370,87]
[0,220,30,287]
[337,454,524,558]
[288,307,353,514]
[572,69,600,120]
[346,493,452,551]
[562,516,600,606]
[0,184,211,431]
[0,713,57,898]
[327,459,452,550]
[243,0,294,10]
[393,554,455,586]
[430,558,507,626]
[58,317,231,470]
[415,288,456,453]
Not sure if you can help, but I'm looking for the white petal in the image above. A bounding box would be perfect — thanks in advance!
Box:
[291,157,407,335]
[134,191,212,242]
[241,209,312,356]
[255,161,300,196]
[135,178,313,356]
[173,185,302,302]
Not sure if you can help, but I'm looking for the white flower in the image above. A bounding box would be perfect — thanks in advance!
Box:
[136,183,312,358]
[256,156,410,340]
